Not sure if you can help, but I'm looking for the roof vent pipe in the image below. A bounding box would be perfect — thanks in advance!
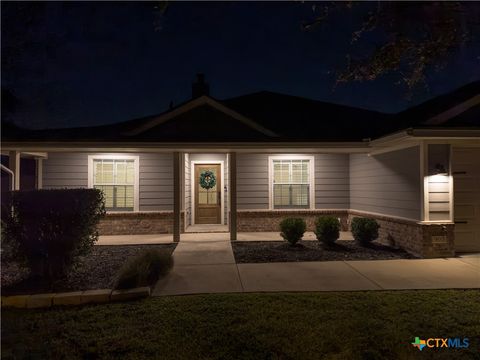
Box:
[192,73,210,99]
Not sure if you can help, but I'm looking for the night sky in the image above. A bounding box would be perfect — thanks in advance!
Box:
[2,1,480,129]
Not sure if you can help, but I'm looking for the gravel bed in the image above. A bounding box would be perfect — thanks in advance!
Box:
[1,244,176,296]
[232,240,416,263]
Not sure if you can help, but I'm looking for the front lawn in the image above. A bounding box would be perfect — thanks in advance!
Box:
[3,290,479,359]
[233,240,415,263]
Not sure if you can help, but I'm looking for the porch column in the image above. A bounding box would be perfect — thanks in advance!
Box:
[36,158,43,189]
[173,151,182,242]
[229,152,237,240]
[9,151,20,190]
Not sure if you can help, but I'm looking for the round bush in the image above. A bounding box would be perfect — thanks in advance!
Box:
[350,217,380,245]
[114,249,174,290]
[315,216,340,245]
[279,218,306,245]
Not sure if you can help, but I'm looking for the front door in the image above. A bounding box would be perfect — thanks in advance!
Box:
[195,164,222,224]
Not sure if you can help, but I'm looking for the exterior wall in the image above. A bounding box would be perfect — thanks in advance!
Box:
[98,211,184,235]
[348,210,454,258]
[237,154,269,209]
[238,210,349,232]
[315,154,350,209]
[236,153,350,210]
[426,144,451,221]
[350,146,421,220]
[43,152,174,211]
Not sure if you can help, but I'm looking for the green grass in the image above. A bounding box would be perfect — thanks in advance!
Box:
[2,290,479,359]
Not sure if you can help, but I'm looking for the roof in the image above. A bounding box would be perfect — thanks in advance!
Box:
[2,82,479,143]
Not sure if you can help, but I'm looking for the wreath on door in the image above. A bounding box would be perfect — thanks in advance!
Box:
[199,170,217,190]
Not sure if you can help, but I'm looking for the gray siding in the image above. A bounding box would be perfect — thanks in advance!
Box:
[237,153,350,210]
[315,154,349,209]
[43,153,89,188]
[427,144,451,221]
[139,153,173,211]
[43,152,173,211]
[350,146,421,220]
[237,154,269,209]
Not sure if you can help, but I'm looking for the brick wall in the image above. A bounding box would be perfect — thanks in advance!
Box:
[348,210,455,258]
[98,211,184,235]
[237,210,349,232]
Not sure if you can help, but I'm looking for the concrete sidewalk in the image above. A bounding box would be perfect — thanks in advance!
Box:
[153,240,480,296]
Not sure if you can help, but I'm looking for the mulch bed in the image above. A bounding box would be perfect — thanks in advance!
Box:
[232,240,416,263]
[1,244,176,296]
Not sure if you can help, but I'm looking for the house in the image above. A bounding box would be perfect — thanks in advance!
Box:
[2,76,480,258]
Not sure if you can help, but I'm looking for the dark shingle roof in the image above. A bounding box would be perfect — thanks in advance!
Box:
[2,82,479,143]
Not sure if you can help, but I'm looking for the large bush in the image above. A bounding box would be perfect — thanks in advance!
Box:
[114,249,174,289]
[351,217,380,245]
[315,216,340,245]
[1,189,105,280]
[279,218,306,246]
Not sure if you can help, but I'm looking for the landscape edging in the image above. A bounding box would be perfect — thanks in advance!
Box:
[1,286,151,309]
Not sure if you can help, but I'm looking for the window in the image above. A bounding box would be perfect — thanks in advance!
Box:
[270,156,314,209]
[88,156,139,211]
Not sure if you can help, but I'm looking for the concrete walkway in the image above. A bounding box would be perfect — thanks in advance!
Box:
[152,239,480,296]
[97,231,353,245]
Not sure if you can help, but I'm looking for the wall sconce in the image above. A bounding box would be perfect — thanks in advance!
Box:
[433,163,448,175]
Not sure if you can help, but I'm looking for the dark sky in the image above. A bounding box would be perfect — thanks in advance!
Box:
[2,1,480,129]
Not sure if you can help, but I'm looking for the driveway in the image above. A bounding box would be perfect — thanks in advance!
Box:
[152,241,480,296]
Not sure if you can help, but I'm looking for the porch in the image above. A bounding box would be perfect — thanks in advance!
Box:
[97,231,355,245]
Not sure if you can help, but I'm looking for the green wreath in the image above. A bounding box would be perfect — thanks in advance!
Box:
[199,170,216,190]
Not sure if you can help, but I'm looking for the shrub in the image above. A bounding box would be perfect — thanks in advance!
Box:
[1,189,105,280]
[351,217,380,245]
[315,216,340,245]
[279,218,306,245]
[114,249,174,289]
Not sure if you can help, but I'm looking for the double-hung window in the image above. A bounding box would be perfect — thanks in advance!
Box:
[88,155,139,212]
[270,156,314,209]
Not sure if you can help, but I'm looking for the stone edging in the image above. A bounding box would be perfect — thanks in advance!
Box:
[1,286,150,309]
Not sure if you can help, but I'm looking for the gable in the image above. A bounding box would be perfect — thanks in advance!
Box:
[130,104,276,141]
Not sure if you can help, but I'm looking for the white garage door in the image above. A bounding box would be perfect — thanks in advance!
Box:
[452,147,480,252]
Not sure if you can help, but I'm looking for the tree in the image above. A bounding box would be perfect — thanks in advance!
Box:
[302,2,480,94]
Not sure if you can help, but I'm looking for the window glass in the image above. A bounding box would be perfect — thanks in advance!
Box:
[272,159,310,209]
[93,159,135,211]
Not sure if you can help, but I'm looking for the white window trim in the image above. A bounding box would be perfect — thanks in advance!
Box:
[88,154,140,212]
[190,160,225,225]
[268,155,315,210]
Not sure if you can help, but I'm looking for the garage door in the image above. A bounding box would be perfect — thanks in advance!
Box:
[452,147,480,252]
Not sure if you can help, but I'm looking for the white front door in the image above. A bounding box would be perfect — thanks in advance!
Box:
[452,147,480,252]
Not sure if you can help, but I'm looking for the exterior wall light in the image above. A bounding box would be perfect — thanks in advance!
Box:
[434,163,448,176]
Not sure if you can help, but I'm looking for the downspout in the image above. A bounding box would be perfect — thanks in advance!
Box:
[0,164,15,191]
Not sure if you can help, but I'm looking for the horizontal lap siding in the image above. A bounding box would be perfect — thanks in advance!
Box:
[43,152,173,211]
[237,153,350,210]
[350,146,421,220]
[315,154,349,209]
[43,153,88,188]
[138,153,173,211]
[237,154,269,209]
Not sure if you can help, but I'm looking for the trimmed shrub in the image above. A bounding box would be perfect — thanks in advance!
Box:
[114,249,174,289]
[315,216,340,245]
[1,189,105,280]
[351,217,380,245]
[279,218,306,245]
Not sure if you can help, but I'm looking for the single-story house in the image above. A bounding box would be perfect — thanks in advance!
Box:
[2,76,480,258]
